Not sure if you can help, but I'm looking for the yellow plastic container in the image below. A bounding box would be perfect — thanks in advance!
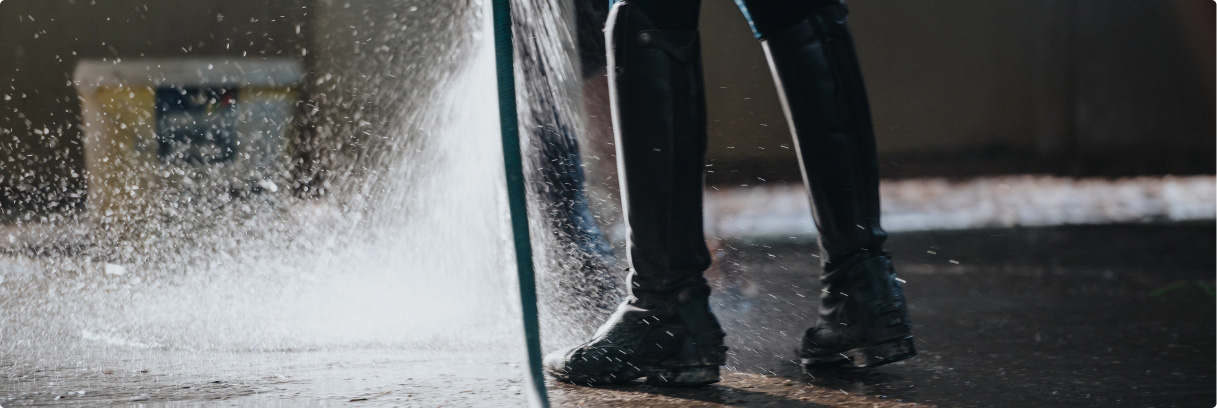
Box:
[73,58,303,235]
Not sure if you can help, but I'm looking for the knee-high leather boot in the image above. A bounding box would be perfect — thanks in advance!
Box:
[760,1,915,369]
[543,0,726,386]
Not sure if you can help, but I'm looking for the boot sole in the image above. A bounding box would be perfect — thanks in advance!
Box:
[801,336,916,369]
[643,366,721,386]
[549,365,721,387]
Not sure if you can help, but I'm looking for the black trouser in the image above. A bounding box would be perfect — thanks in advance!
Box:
[610,0,844,38]
[607,0,887,293]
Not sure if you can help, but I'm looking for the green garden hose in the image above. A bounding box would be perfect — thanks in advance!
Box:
[490,0,550,406]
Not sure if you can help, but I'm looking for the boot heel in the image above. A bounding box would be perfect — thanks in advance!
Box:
[644,366,721,386]
[801,336,916,369]
[848,336,916,368]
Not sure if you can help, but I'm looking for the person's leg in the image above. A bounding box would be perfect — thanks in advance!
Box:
[516,25,618,315]
[738,0,916,368]
[543,0,728,386]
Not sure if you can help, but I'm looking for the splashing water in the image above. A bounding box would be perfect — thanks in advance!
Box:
[0,1,523,365]
[509,0,626,350]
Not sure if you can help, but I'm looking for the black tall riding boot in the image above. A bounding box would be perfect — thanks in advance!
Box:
[543,0,727,386]
[760,1,915,369]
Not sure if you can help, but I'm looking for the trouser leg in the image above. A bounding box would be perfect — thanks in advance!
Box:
[531,99,618,311]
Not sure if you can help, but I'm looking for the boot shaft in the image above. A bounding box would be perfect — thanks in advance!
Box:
[606,1,712,290]
[760,3,888,265]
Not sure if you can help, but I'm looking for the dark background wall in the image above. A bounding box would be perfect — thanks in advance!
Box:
[0,0,1213,215]
[0,0,310,216]
[699,0,1215,181]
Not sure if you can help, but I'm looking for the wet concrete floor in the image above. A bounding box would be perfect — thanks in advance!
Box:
[4,348,533,406]
[549,222,1216,407]
[3,223,1214,407]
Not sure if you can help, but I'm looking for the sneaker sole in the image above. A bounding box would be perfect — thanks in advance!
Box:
[801,336,917,369]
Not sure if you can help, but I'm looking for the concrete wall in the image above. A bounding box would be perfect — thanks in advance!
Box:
[1072,0,1215,170]
[0,0,1213,215]
[300,0,478,197]
[698,0,1215,180]
[0,0,482,215]
[0,0,310,215]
